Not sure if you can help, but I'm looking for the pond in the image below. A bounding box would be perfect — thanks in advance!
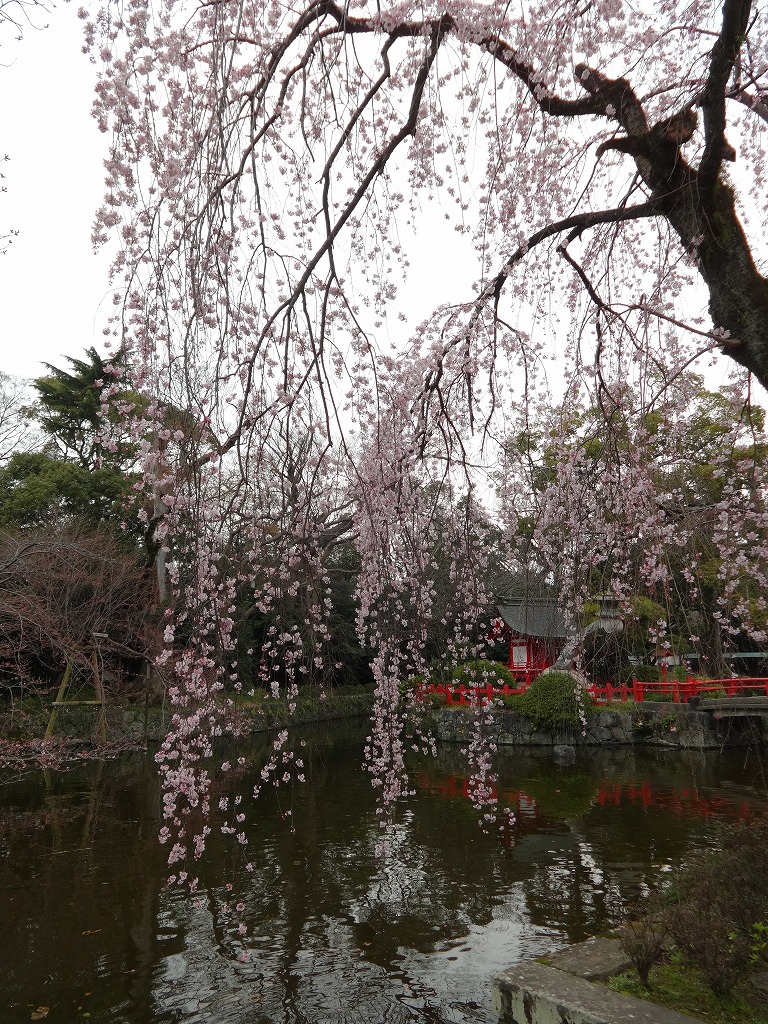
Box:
[2,721,767,1024]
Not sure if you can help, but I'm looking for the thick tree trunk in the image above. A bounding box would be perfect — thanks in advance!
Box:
[657,168,768,392]
[574,0,768,392]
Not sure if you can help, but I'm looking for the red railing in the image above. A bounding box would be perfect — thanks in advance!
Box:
[621,676,768,703]
[416,676,768,707]
[418,681,528,706]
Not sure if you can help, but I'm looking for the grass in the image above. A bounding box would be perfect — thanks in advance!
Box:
[606,955,768,1024]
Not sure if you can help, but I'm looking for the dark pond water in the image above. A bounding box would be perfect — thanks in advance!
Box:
[2,722,767,1024]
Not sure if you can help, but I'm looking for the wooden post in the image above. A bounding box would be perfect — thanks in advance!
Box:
[45,632,109,742]
[44,660,74,741]
[91,636,107,743]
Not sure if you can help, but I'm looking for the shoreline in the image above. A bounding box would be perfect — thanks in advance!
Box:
[428,700,768,750]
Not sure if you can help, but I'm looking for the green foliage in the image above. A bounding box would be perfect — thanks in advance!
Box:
[630,663,688,684]
[450,659,517,689]
[701,685,728,699]
[232,685,375,728]
[631,663,661,682]
[630,595,668,626]
[750,921,768,966]
[607,955,768,1024]
[504,670,592,731]
[33,347,134,469]
[0,452,131,530]
[418,689,448,708]
[0,348,144,535]
[622,818,768,997]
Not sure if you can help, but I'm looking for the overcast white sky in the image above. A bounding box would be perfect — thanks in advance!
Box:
[0,4,482,387]
[0,5,762,410]
[1,3,112,381]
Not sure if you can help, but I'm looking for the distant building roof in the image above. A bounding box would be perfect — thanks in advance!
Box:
[497,598,568,639]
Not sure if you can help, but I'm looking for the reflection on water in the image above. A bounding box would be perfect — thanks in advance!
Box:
[1,723,766,1024]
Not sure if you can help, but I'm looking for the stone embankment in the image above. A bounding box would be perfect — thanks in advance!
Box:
[431,700,768,750]
[0,688,376,746]
[493,935,703,1024]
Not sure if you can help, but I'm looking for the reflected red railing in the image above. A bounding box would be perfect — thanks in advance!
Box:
[415,771,754,820]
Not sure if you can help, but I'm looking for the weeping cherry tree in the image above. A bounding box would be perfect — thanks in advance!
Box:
[81,0,768,892]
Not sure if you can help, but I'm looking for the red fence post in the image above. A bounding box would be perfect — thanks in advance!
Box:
[633,676,644,702]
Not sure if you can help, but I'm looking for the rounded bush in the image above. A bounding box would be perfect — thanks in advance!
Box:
[450,659,517,689]
[508,670,592,731]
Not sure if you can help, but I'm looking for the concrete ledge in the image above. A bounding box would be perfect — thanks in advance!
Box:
[544,935,633,981]
[492,960,703,1024]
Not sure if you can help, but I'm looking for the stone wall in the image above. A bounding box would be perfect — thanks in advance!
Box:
[0,688,376,745]
[429,702,768,750]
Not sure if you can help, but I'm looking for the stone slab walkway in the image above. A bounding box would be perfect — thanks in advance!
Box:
[493,937,704,1024]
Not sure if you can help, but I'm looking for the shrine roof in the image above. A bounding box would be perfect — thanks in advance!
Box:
[497,599,568,639]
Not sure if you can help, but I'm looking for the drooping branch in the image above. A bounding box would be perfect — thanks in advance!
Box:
[84,0,768,887]
[730,88,768,124]
[484,199,662,307]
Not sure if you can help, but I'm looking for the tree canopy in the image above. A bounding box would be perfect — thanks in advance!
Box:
[0,371,39,465]
[0,350,138,533]
[500,377,768,674]
[76,0,768,875]
[33,346,131,470]
[0,451,129,530]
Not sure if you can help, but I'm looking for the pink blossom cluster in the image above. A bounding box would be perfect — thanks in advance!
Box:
[81,0,768,910]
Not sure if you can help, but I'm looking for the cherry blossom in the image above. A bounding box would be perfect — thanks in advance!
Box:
[82,0,768,885]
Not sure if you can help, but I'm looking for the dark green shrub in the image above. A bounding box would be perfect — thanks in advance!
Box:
[422,690,447,707]
[700,685,727,699]
[632,663,661,682]
[631,663,688,684]
[450,659,517,689]
[508,670,592,731]
[400,674,427,695]
[663,818,768,994]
